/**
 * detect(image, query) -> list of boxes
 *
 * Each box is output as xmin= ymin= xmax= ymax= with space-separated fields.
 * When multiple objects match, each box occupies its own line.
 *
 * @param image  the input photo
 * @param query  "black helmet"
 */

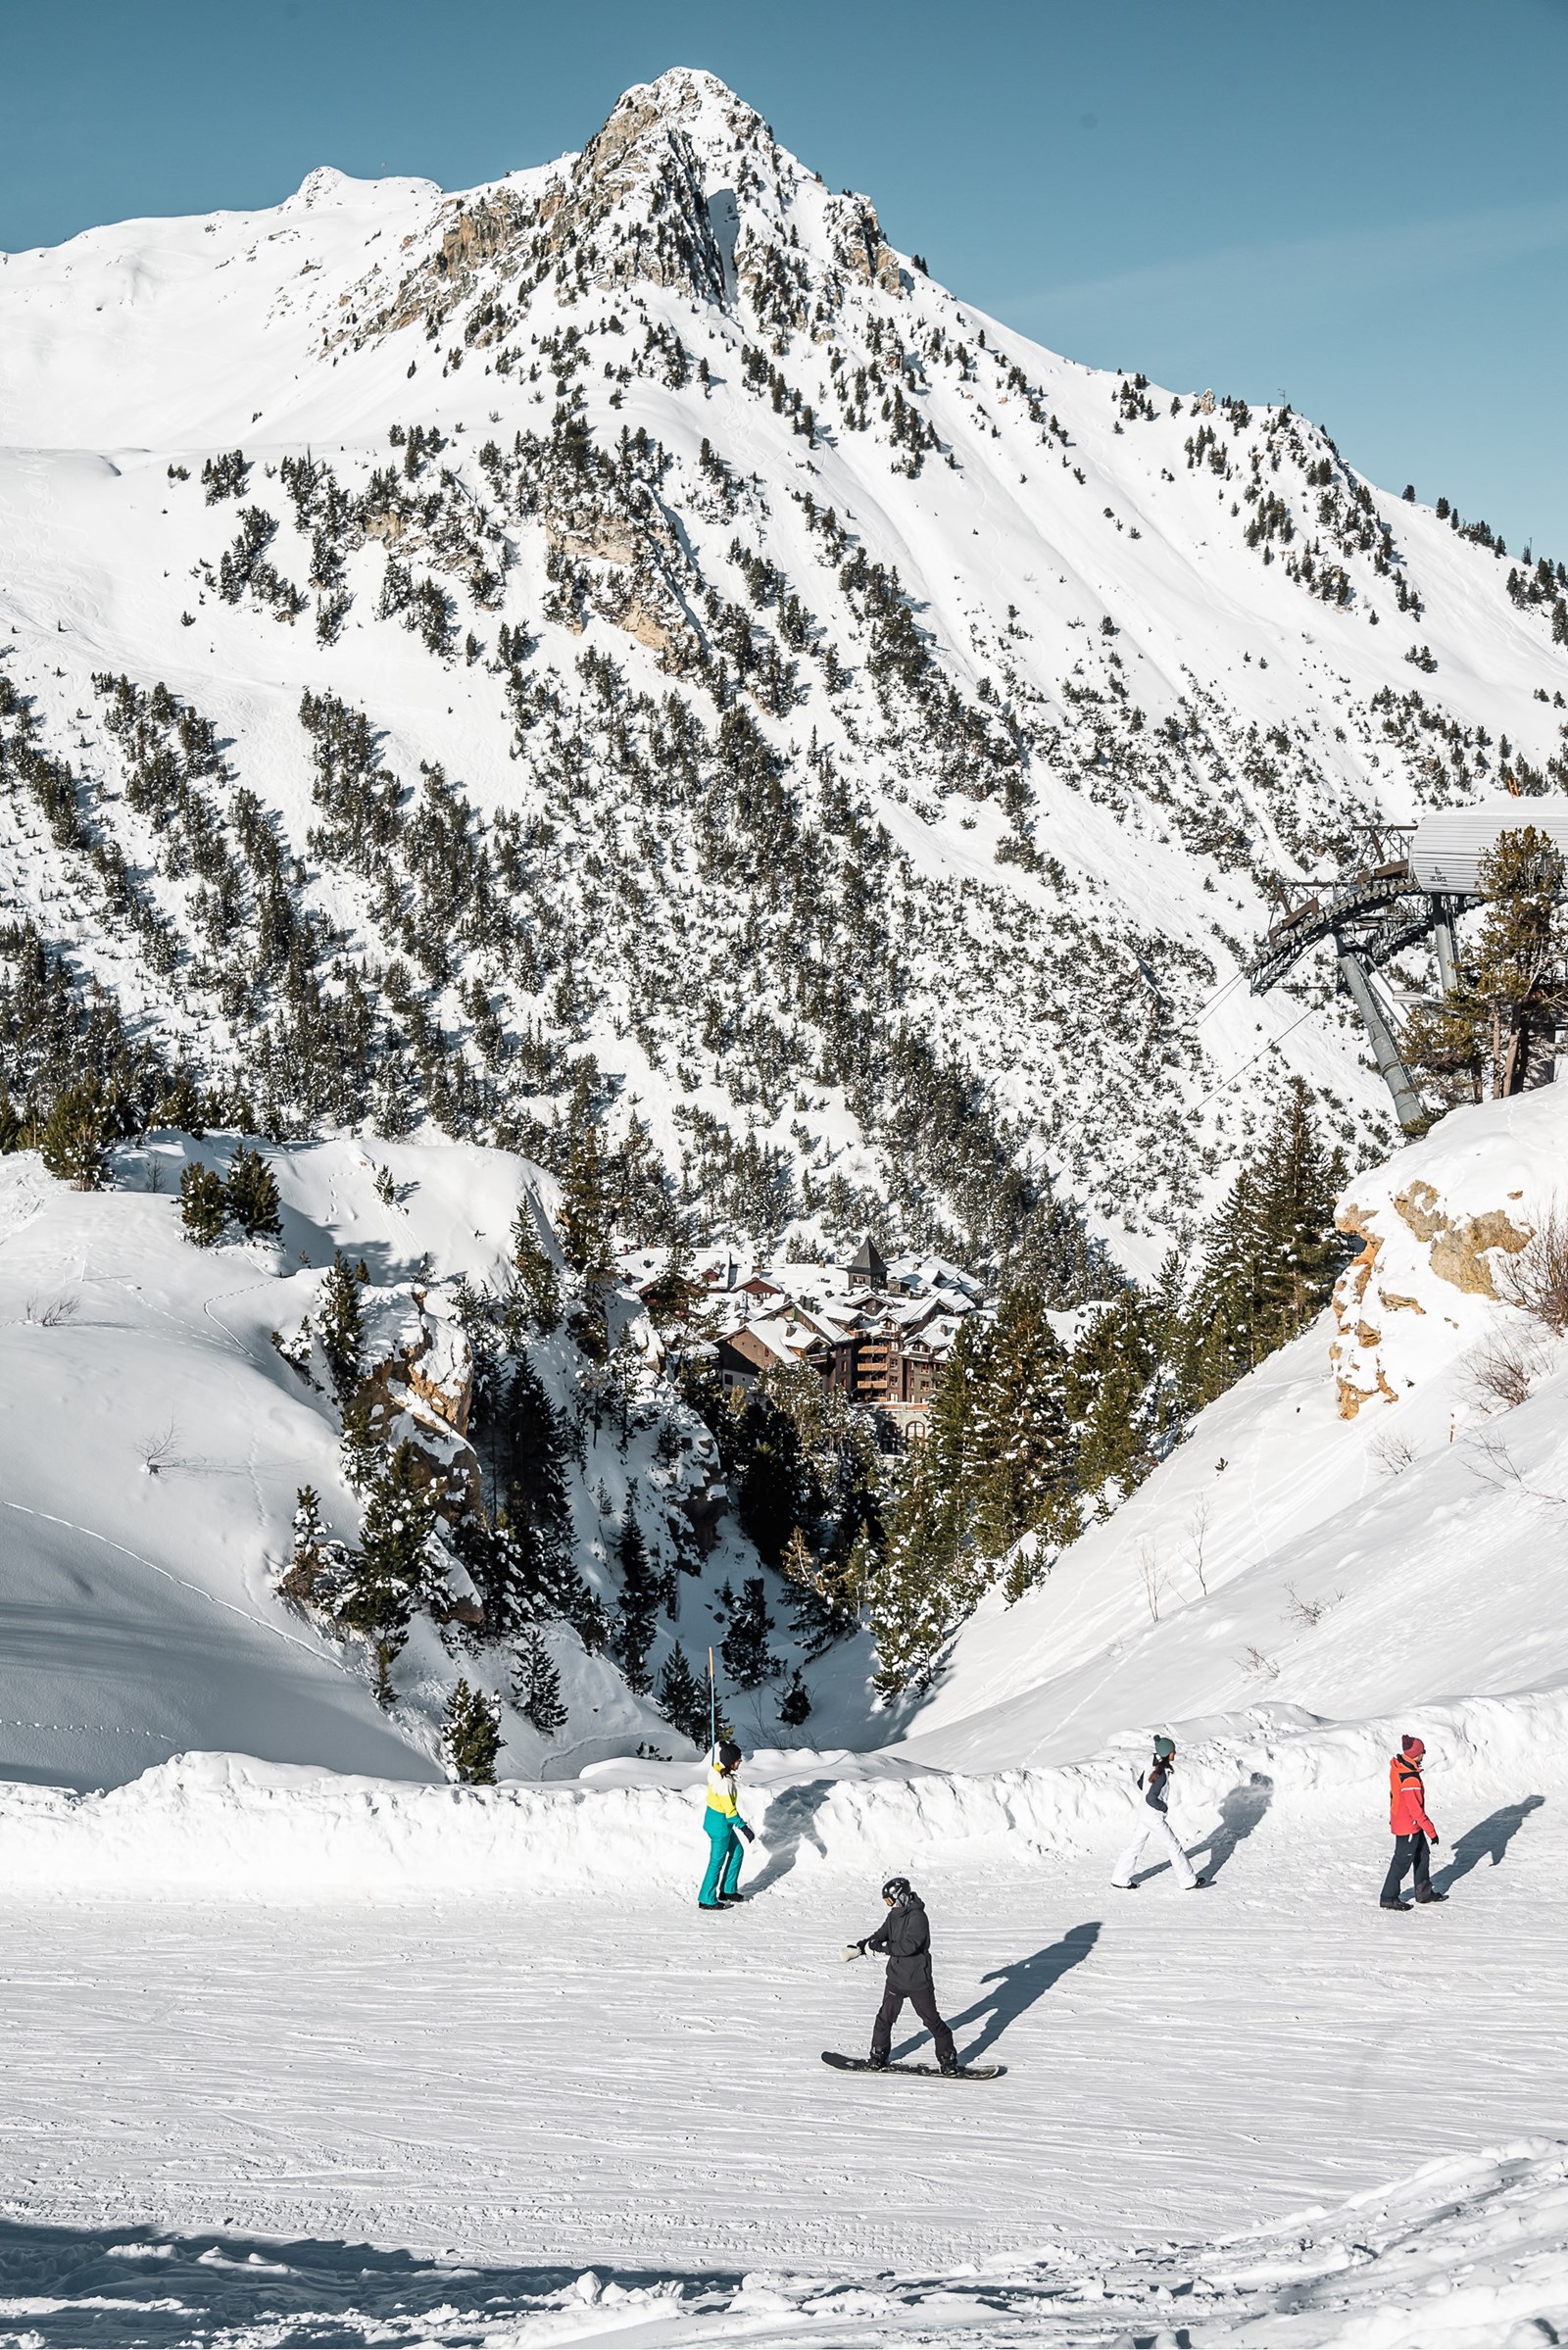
xmin=881 ymin=1875 xmax=912 ymax=1904
xmin=717 ymin=1739 xmax=742 ymax=1769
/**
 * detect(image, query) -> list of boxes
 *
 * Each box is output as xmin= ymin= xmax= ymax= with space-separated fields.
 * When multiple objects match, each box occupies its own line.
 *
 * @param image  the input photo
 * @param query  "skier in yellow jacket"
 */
xmin=699 ymin=1738 xmax=755 ymax=1909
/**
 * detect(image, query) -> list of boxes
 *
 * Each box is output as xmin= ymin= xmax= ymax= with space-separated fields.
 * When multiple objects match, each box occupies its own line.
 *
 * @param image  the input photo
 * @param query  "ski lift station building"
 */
xmin=1407 ymin=800 xmax=1568 ymax=895
xmin=1250 ymin=798 xmax=1568 ymax=1133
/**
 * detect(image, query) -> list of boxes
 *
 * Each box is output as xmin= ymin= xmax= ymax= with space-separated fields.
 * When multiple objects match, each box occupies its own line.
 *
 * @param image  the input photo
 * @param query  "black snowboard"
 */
xmin=821 ymin=2050 xmax=1005 ymax=2080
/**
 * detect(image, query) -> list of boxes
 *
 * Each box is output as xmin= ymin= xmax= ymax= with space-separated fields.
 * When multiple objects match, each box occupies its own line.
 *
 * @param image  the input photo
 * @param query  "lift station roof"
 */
xmin=1407 ymin=800 xmax=1568 ymax=896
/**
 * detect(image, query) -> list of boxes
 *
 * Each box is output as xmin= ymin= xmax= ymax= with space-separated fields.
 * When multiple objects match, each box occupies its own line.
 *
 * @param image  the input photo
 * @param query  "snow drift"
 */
xmin=8 ymin=1683 xmax=1563 ymax=1901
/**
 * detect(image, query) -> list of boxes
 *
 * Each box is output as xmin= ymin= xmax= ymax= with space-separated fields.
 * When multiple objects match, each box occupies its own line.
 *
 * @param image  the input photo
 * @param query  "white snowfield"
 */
xmin=0 ymin=1726 xmax=1563 ymax=2345
xmin=3 ymin=1061 xmax=1568 ymax=2339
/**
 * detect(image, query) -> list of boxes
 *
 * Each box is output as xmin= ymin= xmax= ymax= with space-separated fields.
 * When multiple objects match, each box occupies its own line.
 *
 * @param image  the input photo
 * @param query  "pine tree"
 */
xmin=513 ymin=1628 xmax=567 ymax=1735
xmin=340 ymin=1390 xmax=380 ymax=1493
xmin=317 ymin=1251 xmax=367 ymax=1408
xmin=1407 ymin=828 xmax=1568 ymax=1103
xmin=870 ymin=1449 xmax=956 ymax=1697
xmin=556 ymin=1110 xmax=616 ymax=1278
xmin=38 ymin=1082 xmax=111 ymax=1190
xmin=1064 ymin=1289 xmax=1162 ymax=1513
xmin=178 ymin=1161 xmax=227 ymax=1246
xmin=279 ymin=1484 xmax=336 ymax=1607
xmin=720 ymin=1575 xmax=779 ymax=1690
xmin=1185 ymin=1079 xmax=1348 ymax=1389
xmin=224 ymin=1145 xmax=281 ymax=1239
xmin=1251 ymin=1078 xmax=1349 ymax=1341
xmin=970 ymin=1284 xmax=1076 ymax=1557
xmin=736 ymin=1405 xmax=803 ymax=1568
xmin=655 ymin=1640 xmax=709 ymax=1745
xmin=339 ymin=1439 xmax=436 ymax=1653
xmin=511 ymin=1199 xmax=563 ymax=1333
xmin=479 ymin=1355 xmax=576 ymax=1634
xmin=443 ymin=1678 xmax=503 ymax=1783
xmin=613 ymin=1506 xmax=660 ymax=1693
xmin=778 ymin=1664 xmax=812 ymax=1726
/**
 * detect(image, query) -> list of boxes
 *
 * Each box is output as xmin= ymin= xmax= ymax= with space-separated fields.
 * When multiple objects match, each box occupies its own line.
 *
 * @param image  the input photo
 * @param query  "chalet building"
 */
xmin=619 ymin=1232 xmax=989 ymax=1445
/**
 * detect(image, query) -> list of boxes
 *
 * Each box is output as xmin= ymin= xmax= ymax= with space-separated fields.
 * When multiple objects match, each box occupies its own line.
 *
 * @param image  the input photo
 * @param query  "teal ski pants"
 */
xmin=700 ymin=1811 xmax=744 ymax=1904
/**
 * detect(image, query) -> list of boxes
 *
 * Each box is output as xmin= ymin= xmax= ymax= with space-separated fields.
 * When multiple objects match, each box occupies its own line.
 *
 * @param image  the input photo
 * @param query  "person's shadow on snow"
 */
xmin=899 ymin=1923 xmax=1102 ymax=2066
xmin=1186 ymin=1771 xmax=1274 ymax=1883
xmin=1432 ymin=1794 xmax=1544 ymax=1894
xmin=742 ymin=1780 xmax=837 ymax=1895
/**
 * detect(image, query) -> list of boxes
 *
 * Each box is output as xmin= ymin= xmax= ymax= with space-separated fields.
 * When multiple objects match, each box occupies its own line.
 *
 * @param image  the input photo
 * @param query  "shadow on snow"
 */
xmin=0 ymin=2215 xmax=742 ymax=2349
xmin=895 ymin=1921 xmax=1102 ymax=2066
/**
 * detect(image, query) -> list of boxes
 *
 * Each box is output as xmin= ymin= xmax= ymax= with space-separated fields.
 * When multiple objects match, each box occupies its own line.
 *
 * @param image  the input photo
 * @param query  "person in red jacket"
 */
xmin=1380 ymin=1734 xmax=1447 ymax=1909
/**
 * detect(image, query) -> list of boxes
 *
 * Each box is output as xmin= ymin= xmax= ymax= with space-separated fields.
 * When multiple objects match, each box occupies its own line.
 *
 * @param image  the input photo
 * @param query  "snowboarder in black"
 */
xmin=845 ymin=1877 xmax=958 ymax=2074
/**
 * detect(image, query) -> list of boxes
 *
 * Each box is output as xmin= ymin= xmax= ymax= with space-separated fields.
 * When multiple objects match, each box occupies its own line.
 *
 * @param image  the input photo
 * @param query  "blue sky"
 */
xmin=6 ymin=0 xmax=1567 ymax=553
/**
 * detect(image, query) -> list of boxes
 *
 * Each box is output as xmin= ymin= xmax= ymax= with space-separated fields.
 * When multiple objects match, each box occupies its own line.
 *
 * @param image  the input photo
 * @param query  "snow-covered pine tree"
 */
xmin=38 ymin=1081 xmax=111 ymax=1191
xmin=178 ymin=1161 xmax=227 ymax=1246
xmin=869 ymin=1450 xmax=954 ymax=1697
xmin=556 ymin=1098 xmax=616 ymax=1279
xmin=338 ymin=1440 xmax=438 ymax=1693
xmin=510 ymin=1198 xmax=563 ymax=1334
xmin=317 ymin=1251 xmax=367 ymax=1408
xmin=970 ymin=1284 xmax=1078 ymax=1559
xmin=224 ymin=1145 xmax=281 ymax=1239
xmin=720 ymin=1575 xmax=779 ymax=1690
xmin=655 ymin=1640 xmax=709 ymax=1745
xmin=279 ymin=1483 xmax=335 ymax=1607
xmin=1183 ymin=1078 xmax=1347 ymax=1391
xmin=513 ymin=1628 xmax=567 ymax=1736
xmin=443 ymin=1678 xmax=503 ymax=1783
xmin=1063 ymin=1289 xmax=1163 ymax=1517
xmin=339 ymin=1391 xmax=380 ymax=1493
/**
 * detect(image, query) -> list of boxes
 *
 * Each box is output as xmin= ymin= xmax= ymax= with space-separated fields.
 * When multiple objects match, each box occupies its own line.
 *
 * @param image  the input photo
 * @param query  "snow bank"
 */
xmin=10 ymin=1688 xmax=1565 ymax=1901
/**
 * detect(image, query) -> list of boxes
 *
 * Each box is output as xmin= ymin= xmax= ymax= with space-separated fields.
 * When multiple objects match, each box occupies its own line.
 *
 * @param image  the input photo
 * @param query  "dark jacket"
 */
xmin=864 ymin=1895 xmax=934 ymax=1990
xmin=1140 ymin=1757 xmax=1173 ymax=1813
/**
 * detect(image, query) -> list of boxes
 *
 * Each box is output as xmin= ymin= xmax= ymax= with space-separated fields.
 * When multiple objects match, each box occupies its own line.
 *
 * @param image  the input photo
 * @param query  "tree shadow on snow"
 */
xmin=896 ymin=1922 xmax=1102 ymax=2066
xmin=1432 ymin=1794 xmax=1544 ymax=1894
xmin=743 ymin=1778 xmax=838 ymax=1894
xmin=1187 ymin=1771 xmax=1274 ymax=1882
xmin=0 ymin=2215 xmax=749 ymax=2347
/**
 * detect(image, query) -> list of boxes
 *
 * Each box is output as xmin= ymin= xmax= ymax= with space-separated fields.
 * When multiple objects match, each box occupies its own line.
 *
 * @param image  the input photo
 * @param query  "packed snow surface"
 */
xmin=0 ymin=1713 xmax=1562 ymax=2343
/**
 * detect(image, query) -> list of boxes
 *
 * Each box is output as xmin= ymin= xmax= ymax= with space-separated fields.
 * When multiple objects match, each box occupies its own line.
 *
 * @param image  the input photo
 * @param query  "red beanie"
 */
xmin=1401 ymin=1735 xmax=1424 ymax=1758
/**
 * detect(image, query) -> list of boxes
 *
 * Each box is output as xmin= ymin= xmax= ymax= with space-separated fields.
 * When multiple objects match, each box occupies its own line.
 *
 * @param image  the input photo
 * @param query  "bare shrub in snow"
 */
xmin=1239 ymin=1643 xmax=1279 ymax=1682
xmin=1285 ymin=1582 xmax=1343 ymax=1630
xmin=1136 ymin=1538 xmax=1165 ymax=1623
xmin=1371 ymin=1428 xmax=1418 ymax=1477
xmin=1495 ymin=1203 xmax=1568 ymax=1336
xmin=24 ymin=1294 xmax=77 ymax=1328
xmin=1186 ymin=1498 xmax=1212 ymax=1597
xmin=137 ymin=1420 xmax=179 ymax=1476
xmin=1465 ymin=1328 xmax=1548 ymax=1413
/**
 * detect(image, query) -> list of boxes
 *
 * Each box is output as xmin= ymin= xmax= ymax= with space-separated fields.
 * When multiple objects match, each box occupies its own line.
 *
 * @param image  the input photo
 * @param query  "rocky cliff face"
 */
xmin=1330 ymin=1095 xmax=1554 ymax=1417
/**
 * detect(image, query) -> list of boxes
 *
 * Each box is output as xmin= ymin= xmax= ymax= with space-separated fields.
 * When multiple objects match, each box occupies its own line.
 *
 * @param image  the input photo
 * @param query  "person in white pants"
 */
xmin=1113 ymin=1734 xmax=1208 ymax=1889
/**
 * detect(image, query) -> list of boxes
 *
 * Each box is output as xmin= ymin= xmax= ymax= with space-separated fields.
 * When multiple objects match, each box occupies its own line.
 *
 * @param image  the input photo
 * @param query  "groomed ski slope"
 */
xmin=0 ymin=1715 xmax=1563 ymax=2345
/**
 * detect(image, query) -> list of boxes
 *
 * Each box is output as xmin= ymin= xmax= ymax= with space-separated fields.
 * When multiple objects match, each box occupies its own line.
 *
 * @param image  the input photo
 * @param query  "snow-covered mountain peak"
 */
xmin=279 ymin=164 xmax=440 ymax=216
xmin=1 ymin=66 xmax=1565 ymax=1294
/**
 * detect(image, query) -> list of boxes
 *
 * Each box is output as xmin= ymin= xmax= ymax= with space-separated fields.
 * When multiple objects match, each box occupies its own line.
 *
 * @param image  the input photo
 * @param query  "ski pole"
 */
xmin=708 ymin=1644 xmax=716 ymax=1756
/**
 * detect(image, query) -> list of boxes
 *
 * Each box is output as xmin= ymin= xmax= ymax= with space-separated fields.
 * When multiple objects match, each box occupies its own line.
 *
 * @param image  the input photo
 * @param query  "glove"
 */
xmin=841 ymin=1941 xmax=865 ymax=1962
xmin=737 ymin=1819 xmax=756 ymax=1843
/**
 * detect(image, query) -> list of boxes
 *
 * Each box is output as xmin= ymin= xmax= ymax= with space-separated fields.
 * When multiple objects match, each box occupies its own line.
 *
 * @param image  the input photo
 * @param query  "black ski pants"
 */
xmin=872 ymin=1972 xmax=956 ymax=2067
xmin=1381 ymin=1831 xmax=1432 ymax=1904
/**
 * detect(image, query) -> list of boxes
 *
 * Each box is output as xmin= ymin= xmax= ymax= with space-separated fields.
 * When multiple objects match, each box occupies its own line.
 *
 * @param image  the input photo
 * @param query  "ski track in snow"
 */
xmin=0 ymin=1805 xmax=1564 ymax=2342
